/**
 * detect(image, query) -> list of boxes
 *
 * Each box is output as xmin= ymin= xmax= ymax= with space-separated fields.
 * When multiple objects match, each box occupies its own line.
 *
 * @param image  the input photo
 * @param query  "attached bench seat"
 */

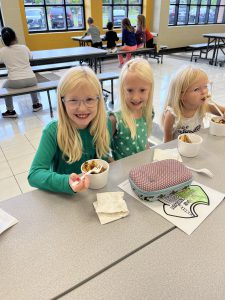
xmin=188 ymin=42 xmax=225 ymax=62
xmin=0 ymin=61 xmax=80 ymax=78
xmin=0 ymin=81 xmax=58 ymax=118
xmin=103 ymin=44 xmax=168 ymax=64
xmin=0 ymin=72 xmax=119 ymax=118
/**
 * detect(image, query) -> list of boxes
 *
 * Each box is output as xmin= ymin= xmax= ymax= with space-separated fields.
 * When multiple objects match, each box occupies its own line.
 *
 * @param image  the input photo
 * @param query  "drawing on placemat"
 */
xmin=119 ymin=180 xmax=225 ymax=235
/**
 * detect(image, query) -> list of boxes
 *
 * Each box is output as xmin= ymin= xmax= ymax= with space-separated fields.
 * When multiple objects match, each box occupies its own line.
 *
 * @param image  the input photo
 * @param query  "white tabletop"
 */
xmin=71 ymin=32 xmax=158 ymax=42
xmin=65 ymin=201 xmax=225 ymax=300
xmin=61 ymin=129 xmax=225 ymax=299
xmin=203 ymin=33 xmax=225 ymax=39
xmin=0 ymin=148 xmax=173 ymax=300
xmin=32 ymin=46 xmax=106 ymax=59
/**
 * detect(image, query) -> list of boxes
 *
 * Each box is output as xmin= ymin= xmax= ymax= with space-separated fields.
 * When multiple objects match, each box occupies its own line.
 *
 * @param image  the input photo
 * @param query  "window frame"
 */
xmin=169 ymin=0 xmax=225 ymax=26
xmin=24 ymin=0 xmax=86 ymax=34
xmin=102 ymin=0 xmax=143 ymax=29
xmin=0 ymin=9 xmax=3 ymax=31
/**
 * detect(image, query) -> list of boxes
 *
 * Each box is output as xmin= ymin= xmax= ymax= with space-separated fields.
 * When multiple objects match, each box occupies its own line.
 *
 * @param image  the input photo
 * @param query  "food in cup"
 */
xmin=179 ymin=134 xmax=192 ymax=143
xmin=82 ymin=160 xmax=106 ymax=174
xmin=211 ymin=118 xmax=225 ymax=124
xmin=81 ymin=159 xmax=109 ymax=189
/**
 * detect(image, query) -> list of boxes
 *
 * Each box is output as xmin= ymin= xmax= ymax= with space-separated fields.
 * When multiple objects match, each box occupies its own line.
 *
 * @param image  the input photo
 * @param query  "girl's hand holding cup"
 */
xmin=69 ymin=173 xmax=90 ymax=192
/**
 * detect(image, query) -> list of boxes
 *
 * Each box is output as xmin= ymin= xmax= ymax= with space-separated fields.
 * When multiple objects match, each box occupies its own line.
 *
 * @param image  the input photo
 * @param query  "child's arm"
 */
xmin=163 ymin=110 xmax=175 ymax=142
xmin=109 ymin=113 xmax=117 ymax=135
xmin=208 ymin=103 xmax=225 ymax=119
xmin=28 ymin=123 xmax=86 ymax=195
xmin=82 ymin=28 xmax=90 ymax=38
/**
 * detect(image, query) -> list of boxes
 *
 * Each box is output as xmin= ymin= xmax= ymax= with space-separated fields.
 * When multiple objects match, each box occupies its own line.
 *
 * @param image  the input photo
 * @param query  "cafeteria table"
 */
xmin=0 ymin=148 xmax=174 ymax=300
xmin=1 ymin=129 xmax=224 ymax=299
xmin=0 ymin=47 xmax=107 ymax=73
xmin=61 ymin=129 xmax=225 ymax=299
xmin=71 ymin=32 xmax=158 ymax=47
xmin=203 ymin=33 xmax=225 ymax=66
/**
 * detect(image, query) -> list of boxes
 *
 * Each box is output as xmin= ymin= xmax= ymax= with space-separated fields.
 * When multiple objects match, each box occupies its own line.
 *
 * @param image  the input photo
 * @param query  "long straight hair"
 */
xmin=137 ymin=14 xmax=146 ymax=31
xmin=119 ymin=58 xmax=154 ymax=139
xmin=57 ymin=66 xmax=110 ymax=163
xmin=161 ymin=65 xmax=209 ymax=127
xmin=122 ymin=18 xmax=134 ymax=32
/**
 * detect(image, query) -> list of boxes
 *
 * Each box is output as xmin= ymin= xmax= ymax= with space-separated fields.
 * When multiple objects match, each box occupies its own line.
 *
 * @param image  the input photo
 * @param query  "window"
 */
xmin=169 ymin=0 xmax=225 ymax=26
xmin=24 ymin=0 xmax=85 ymax=33
xmin=0 ymin=9 xmax=3 ymax=31
xmin=102 ymin=0 xmax=143 ymax=28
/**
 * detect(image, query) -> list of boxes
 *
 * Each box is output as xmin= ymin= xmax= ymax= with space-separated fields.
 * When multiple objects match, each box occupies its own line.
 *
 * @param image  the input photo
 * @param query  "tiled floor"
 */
xmin=0 ymin=52 xmax=224 ymax=202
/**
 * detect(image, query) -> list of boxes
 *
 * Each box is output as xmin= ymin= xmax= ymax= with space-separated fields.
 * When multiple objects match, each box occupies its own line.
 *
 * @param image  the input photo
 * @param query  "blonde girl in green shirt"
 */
xmin=28 ymin=66 xmax=111 ymax=194
xmin=109 ymin=58 xmax=154 ymax=160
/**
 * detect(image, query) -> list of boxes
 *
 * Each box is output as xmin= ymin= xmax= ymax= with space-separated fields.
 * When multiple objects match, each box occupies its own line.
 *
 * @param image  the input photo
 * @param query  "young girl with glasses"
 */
xmin=109 ymin=58 xmax=154 ymax=160
xmin=28 ymin=66 xmax=111 ymax=194
xmin=161 ymin=65 xmax=225 ymax=142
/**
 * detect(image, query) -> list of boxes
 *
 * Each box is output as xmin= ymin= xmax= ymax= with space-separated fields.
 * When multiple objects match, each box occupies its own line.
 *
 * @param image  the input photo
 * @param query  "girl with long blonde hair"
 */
xmin=28 ymin=66 xmax=111 ymax=194
xmin=162 ymin=65 xmax=225 ymax=142
xmin=109 ymin=58 xmax=154 ymax=160
xmin=135 ymin=14 xmax=146 ymax=48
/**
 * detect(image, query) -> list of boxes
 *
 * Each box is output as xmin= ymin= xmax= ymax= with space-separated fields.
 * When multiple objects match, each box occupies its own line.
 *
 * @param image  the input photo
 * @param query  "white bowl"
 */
xmin=209 ymin=116 xmax=225 ymax=136
xmin=81 ymin=159 xmax=109 ymax=189
xmin=178 ymin=133 xmax=203 ymax=158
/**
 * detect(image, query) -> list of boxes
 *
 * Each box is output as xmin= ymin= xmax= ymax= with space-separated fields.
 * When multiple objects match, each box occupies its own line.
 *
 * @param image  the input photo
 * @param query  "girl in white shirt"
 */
xmin=161 ymin=65 xmax=225 ymax=142
xmin=0 ymin=27 xmax=42 ymax=118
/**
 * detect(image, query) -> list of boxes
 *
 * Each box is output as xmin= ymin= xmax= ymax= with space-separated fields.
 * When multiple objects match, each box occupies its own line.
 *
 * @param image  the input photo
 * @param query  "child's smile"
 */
xmin=63 ymin=83 xmax=98 ymax=129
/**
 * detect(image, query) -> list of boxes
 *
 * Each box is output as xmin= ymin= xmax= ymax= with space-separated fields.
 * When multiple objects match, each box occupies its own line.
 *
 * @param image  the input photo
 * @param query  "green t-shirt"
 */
xmin=28 ymin=120 xmax=112 ymax=195
xmin=111 ymin=111 xmax=148 ymax=160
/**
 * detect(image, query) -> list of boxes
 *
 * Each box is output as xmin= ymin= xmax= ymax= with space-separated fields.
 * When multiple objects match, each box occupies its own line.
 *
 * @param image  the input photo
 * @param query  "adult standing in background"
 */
xmin=0 ymin=27 xmax=42 ymax=118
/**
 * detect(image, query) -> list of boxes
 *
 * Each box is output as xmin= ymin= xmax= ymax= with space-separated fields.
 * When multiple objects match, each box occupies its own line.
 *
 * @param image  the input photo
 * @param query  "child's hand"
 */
xmin=69 ymin=173 xmax=90 ymax=193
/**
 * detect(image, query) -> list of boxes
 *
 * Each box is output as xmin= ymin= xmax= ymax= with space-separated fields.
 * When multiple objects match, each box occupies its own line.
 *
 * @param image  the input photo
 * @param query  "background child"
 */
xmin=102 ymin=21 xmax=119 ymax=53
xmin=135 ymin=14 xmax=146 ymax=48
xmin=109 ymin=58 xmax=154 ymax=160
xmin=161 ymin=65 xmax=225 ymax=142
xmin=0 ymin=27 xmax=42 ymax=118
xmin=28 ymin=66 xmax=111 ymax=194
xmin=118 ymin=18 xmax=137 ymax=67
xmin=82 ymin=17 xmax=102 ymax=48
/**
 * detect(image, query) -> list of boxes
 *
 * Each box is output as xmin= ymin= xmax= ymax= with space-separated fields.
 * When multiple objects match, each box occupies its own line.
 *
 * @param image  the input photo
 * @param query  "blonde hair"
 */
xmin=57 ymin=66 xmax=110 ymax=163
xmin=161 ymin=65 xmax=209 ymax=128
xmin=119 ymin=58 xmax=154 ymax=139
xmin=137 ymin=14 xmax=146 ymax=31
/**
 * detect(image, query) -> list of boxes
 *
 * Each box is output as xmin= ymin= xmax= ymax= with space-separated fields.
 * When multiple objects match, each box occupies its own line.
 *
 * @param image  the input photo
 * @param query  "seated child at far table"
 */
xmin=161 ymin=65 xmax=225 ymax=142
xmin=118 ymin=18 xmax=137 ymax=67
xmin=82 ymin=17 xmax=102 ymax=48
xmin=28 ymin=66 xmax=112 ymax=194
xmin=109 ymin=57 xmax=154 ymax=160
xmin=102 ymin=21 xmax=119 ymax=53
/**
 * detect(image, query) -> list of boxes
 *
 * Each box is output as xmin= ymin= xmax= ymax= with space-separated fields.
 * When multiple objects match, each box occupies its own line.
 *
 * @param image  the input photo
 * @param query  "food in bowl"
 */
xmin=82 ymin=160 xmax=106 ymax=174
xmin=178 ymin=133 xmax=203 ymax=158
xmin=211 ymin=118 xmax=225 ymax=124
xmin=209 ymin=117 xmax=225 ymax=136
xmin=81 ymin=159 xmax=110 ymax=189
xmin=179 ymin=134 xmax=192 ymax=143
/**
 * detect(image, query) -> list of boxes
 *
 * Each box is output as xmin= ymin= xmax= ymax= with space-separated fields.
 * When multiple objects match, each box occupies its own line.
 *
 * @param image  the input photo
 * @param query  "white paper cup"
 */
xmin=178 ymin=133 xmax=203 ymax=158
xmin=81 ymin=159 xmax=109 ymax=189
xmin=209 ymin=117 xmax=225 ymax=136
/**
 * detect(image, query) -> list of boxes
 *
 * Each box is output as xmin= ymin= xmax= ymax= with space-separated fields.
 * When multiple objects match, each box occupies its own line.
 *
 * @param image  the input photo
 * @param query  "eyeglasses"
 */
xmin=62 ymin=96 xmax=99 ymax=108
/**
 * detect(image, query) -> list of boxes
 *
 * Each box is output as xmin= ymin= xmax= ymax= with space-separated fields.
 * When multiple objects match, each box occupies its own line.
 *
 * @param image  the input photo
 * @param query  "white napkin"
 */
xmin=153 ymin=148 xmax=182 ymax=162
xmin=0 ymin=209 xmax=18 ymax=235
xmin=93 ymin=192 xmax=129 ymax=225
